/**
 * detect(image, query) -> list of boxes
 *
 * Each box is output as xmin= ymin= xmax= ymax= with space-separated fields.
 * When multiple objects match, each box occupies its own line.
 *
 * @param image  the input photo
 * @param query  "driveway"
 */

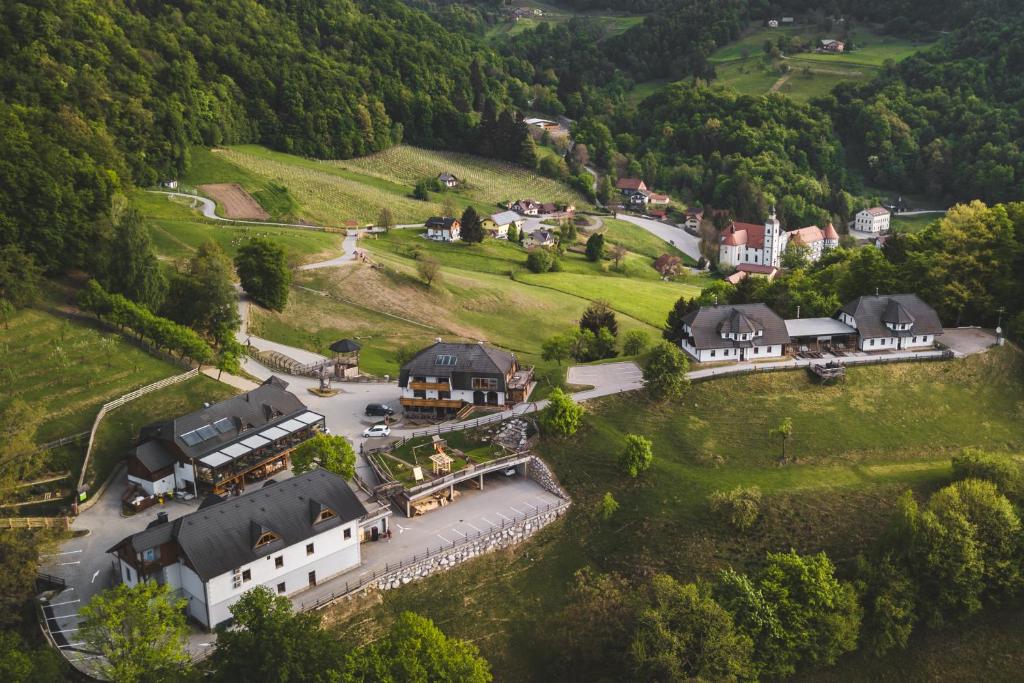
xmin=614 ymin=213 xmax=702 ymax=262
xmin=567 ymin=361 xmax=644 ymax=400
xmin=937 ymin=327 xmax=997 ymax=356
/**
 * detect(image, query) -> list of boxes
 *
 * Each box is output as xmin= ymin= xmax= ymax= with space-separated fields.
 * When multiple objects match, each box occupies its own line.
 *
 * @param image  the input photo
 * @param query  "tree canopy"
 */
xmin=235 ymin=238 xmax=292 ymax=312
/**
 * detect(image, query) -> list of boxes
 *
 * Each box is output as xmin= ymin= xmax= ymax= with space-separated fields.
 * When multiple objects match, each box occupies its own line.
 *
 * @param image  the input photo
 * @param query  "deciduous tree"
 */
xmin=541 ymin=388 xmax=584 ymax=436
xmin=416 ymin=257 xmax=441 ymax=286
xmin=643 ymin=341 xmax=689 ymax=401
xmin=542 ymin=333 xmax=572 ymax=365
xmin=234 ymin=238 xmax=291 ymax=311
xmin=291 ymin=433 xmax=356 ymax=479
xmin=620 ymin=434 xmax=653 ymax=477
xmin=622 ymin=329 xmax=649 ymax=356
xmin=600 ymin=492 xmax=620 ymax=520
xmin=377 ymin=207 xmax=395 ymax=232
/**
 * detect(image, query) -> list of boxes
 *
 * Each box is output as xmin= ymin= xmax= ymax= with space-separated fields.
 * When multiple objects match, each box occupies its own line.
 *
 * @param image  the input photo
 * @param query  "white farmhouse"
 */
xmin=679 ymin=304 xmax=791 ymax=362
xmin=108 ymin=470 xmax=376 ymax=629
xmin=425 ymin=216 xmax=461 ymax=242
xmin=836 ymin=294 xmax=942 ymax=351
xmin=854 ymin=207 xmax=890 ymax=233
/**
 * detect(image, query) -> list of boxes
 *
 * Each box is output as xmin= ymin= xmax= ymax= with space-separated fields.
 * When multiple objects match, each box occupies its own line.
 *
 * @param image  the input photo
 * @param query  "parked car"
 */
xmin=365 ymin=403 xmax=395 ymax=417
xmin=504 ymin=467 xmax=517 ymax=477
xmin=362 ymin=424 xmax=391 ymax=438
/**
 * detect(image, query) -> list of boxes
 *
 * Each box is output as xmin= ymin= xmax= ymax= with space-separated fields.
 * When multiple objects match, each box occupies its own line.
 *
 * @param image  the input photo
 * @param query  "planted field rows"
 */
xmin=339 ymin=145 xmax=589 ymax=207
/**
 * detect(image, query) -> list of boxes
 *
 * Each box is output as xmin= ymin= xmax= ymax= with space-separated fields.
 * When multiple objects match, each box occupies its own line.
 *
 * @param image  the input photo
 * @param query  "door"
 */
xmin=308 ymin=571 xmax=317 ymax=587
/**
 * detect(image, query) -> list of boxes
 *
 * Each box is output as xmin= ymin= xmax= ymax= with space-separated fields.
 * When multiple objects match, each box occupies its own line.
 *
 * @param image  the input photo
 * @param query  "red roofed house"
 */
xmin=718 ymin=209 xmax=838 ymax=270
xmin=615 ymin=178 xmax=647 ymax=193
xmin=648 ymin=193 xmax=671 ymax=207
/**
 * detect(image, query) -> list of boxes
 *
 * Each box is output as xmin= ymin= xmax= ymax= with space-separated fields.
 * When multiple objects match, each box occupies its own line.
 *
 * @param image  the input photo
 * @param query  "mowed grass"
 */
xmin=709 ymin=23 xmax=933 ymax=66
xmin=132 ymin=191 xmax=342 ymax=267
xmin=891 ymin=212 xmax=942 ymax=233
xmin=90 ymin=375 xmax=237 ymax=485
xmin=1 ymin=297 xmax=183 ymax=449
xmin=327 ymin=346 xmax=1024 ymax=680
xmin=713 ymin=58 xmax=873 ymax=102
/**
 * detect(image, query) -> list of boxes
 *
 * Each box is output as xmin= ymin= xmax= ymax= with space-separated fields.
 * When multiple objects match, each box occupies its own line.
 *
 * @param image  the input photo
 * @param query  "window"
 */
xmin=314 ymin=507 xmax=336 ymax=524
xmin=255 ymin=530 xmax=280 ymax=548
xmin=753 ymin=346 xmax=759 ymax=354
xmin=275 ymin=556 xmax=284 ymax=569
xmin=710 ymin=350 xmax=716 ymax=357
xmin=912 ymin=336 xmax=917 ymax=343
xmin=869 ymin=339 xmax=875 ymax=347
xmin=126 ymin=567 xmax=133 ymax=582
xmin=344 ymin=528 xmax=352 ymax=540
xmin=242 ymin=569 xmax=251 ymax=582
xmin=277 ymin=582 xmax=286 ymax=594
xmin=471 ymin=377 xmax=499 ymax=391
xmin=306 ymin=543 xmax=315 ymax=556
xmin=142 ymin=548 xmax=156 ymax=562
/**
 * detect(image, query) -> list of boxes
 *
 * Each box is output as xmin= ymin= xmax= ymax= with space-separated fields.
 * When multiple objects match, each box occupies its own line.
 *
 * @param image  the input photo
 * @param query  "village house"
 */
xmin=425 ymin=216 xmax=461 ymax=242
xmin=529 ymin=229 xmax=557 ymax=247
xmin=648 ymin=193 xmax=671 ymax=207
xmin=854 ymin=206 xmax=891 ymax=233
xmin=125 ymin=377 xmax=325 ymax=498
xmin=437 ymin=172 xmax=458 ymax=189
xmin=683 ymin=207 xmax=704 ymax=231
xmin=398 ymin=340 xmax=535 ymax=418
xmin=718 ymin=209 xmax=838 ymax=270
xmin=523 ymin=118 xmax=560 ymax=131
xmin=483 ymin=210 xmax=524 ymax=238
xmin=820 ymin=39 xmax=845 ymax=53
xmin=616 ymin=178 xmax=647 ymax=194
xmin=725 ymin=263 xmax=779 ymax=285
xmin=108 ymin=470 xmax=380 ymax=630
xmin=768 ymin=18 xmax=779 ymax=28
xmin=679 ymin=303 xmax=791 ymax=362
xmin=511 ymin=199 xmax=540 ymax=216
xmin=836 ymin=294 xmax=943 ymax=351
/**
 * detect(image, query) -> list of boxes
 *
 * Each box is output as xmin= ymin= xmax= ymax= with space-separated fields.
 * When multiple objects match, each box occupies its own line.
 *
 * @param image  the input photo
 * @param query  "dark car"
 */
xmin=365 ymin=403 xmax=395 ymax=417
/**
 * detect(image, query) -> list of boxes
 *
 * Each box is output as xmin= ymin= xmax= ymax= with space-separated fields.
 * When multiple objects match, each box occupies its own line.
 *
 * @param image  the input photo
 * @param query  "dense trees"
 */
xmin=164 ymin=241 xmax=240 ymax=343
xmin=99 ymin=209 xmax=167 ymax=312
xmin=0 ymin=244 xmax=42 ymax=309
xmin=234 ymin=238 xmax=292 ymax=312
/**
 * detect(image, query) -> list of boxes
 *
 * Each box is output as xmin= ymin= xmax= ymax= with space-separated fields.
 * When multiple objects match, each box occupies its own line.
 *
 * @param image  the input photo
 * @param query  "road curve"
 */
xmin=614 ymin=213 xmax=703 ymax=262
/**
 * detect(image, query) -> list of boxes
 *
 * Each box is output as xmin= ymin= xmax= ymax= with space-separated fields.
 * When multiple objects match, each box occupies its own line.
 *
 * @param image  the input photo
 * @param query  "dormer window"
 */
xmin=255 ymin=530 xmax=280 ymax=548
xmin=310 ymin=499 xmax=337 ymax=524
xmin=315 ymin=508 xmax=336 ymax=524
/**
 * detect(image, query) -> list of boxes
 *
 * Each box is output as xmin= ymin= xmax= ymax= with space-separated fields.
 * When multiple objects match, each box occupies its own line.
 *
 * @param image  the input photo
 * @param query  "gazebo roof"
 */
xmin=429 ymin=452 xmax=453 ymax=466
xmin=329 ymin=339 xmax=362 ymax=353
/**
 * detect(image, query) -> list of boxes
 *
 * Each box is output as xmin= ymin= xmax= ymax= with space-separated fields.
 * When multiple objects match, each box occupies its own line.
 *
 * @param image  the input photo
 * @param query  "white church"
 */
xmin=718 ymin=209 xmax=839 ymax=270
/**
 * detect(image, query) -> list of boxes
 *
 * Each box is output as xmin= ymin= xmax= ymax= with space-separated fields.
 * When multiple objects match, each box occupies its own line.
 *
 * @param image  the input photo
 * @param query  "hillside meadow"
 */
xmin=326 ymin=345 xmax=1024 ymax=681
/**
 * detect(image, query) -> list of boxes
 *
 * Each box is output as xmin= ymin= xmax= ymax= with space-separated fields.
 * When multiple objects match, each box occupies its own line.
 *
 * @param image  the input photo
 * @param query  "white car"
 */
xmin=362 ymin=424 xmax=391 ymax=438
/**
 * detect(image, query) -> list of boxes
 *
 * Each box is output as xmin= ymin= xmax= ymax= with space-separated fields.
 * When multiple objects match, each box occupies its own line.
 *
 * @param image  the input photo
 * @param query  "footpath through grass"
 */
xmin=327 ymin=346 xmax=1024 ymax=680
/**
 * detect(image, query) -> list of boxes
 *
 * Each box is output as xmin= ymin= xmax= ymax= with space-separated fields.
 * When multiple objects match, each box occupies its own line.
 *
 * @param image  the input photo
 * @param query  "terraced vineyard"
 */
xmin=339 ymin=145 xmax=589 ymax=207
xmin=214 ymin=148 xmax=432 ymax=224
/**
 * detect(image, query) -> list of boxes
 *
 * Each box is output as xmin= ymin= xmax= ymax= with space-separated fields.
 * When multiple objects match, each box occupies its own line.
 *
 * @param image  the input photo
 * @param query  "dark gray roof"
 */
xmin=329 ymin=339 xmax=361 ymax=353
xmin=141 ymin=377 xmax=306 ymax=460
xmin=133 ymin=441 xmax=176 ymax=473
xmin=400 ymin=341 xmax=514 ymax=380
xmin=682 ymin=304 xmax=791 ymax=350
xmin=111 ymin=470 xmax=367 ymax=581
xmin=426 ymin=216 xmax=458 ymax=229
xmin=840 ymin=294 xmax=942 ymax=338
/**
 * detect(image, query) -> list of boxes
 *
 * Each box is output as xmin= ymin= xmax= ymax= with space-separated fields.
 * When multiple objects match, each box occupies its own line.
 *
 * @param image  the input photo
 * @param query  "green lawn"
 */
xmin=133 ymin=191 xmax=341 ymax=267
xmin=89 ymin=375 xmax=238 ymax=486
xmin=327 ymin=346 xmax=1024 ymax=680
xmin=485 ymin=1 xmax=644 ymax=42
xmin=891 ymin=213 xmax=941 ymax=234
xmin=710 ymin=23 xmax=934 ymax=66
xmin=713 ymin=57 xmax=875 ymax=102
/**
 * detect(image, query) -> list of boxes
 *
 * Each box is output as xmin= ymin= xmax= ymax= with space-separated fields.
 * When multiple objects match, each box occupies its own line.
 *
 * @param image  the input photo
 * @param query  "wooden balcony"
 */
xmin=408 ymin=381 xmax=452 ymax=391
xmin=399 ymin=397 xmax=464 ymax=409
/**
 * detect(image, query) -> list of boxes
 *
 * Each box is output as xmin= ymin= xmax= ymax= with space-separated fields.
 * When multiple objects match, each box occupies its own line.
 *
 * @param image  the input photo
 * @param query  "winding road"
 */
xmin=614 ymin=213 xmax=703 ymax=262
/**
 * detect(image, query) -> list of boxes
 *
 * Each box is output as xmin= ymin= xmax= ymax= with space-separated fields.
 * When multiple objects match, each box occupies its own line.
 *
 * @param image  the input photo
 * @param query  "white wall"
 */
xmin=180 ymin=565 xmax=209 ymax=626
xmin=856 ymin=212 xmax=890 ymax=233
xmin=128 ymin=473 xmax=175 ymax=496
xmin=860 ymin=336 xmax=897 ymax=351
xmin=681 ymin=340 xmax=782 ymax=362
xmin=203 ymin=521 xmax=361 ymax=628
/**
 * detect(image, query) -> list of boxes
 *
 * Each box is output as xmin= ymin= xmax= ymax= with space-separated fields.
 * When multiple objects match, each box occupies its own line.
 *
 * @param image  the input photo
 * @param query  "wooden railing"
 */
xmin=0 ymin=516 xmax=71 ymax=530
xmin=399 ymin=397 xmax=463 ymax=409
xmin=408 ymin=381 xmax=451 ymax=391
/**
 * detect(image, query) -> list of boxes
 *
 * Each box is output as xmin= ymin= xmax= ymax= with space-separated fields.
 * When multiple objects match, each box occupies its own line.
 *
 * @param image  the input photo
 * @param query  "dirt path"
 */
xmin=769 ymin=73 xmax=792 ymax=92
xmin=198 ymin=183 xmax=270 ymax=220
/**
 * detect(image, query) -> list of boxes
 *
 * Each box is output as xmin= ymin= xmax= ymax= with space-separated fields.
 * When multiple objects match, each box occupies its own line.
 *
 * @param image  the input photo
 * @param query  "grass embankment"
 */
xmin=89 ymin=376 xmax=237 ymax=485
xmin=133 ymin=191 xmax=341 ymax=268
xmin=327 ymin=346 xmax=1024 ymax=680
xmin=250 ymin=224 xmax=707 ymax=384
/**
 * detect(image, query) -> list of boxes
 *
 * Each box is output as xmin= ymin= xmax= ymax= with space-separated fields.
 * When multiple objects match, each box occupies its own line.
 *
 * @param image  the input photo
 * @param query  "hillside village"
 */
xmin=3 ymin=1 xmax=1024 ymax=681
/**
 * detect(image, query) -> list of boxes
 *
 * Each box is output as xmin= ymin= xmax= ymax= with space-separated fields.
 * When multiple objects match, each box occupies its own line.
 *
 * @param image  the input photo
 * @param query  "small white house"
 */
xmin=768 ymin=19 xmax=779 ymax=28
xmin=108 ymin=470 xmax=374 ymax=629
xmin=512 ymin=199 xmax=540 ymax=216
xmin=162 ymin=180 xmax=179 ymax=190
xmin=425 ymin=217 xmax=461 ymax=242
xmin=837 ymin=294 xmax=942 ymax=351
xmin=679 ymin=304 xmax=791 ymax=362
xmin=437 ymin=173 xmax=458 ymax=189
xmin=855 ymin=207 xmax=891 ymax=233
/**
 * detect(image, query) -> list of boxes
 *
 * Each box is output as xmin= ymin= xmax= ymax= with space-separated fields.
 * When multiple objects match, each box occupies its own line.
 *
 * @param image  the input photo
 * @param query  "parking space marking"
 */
xmin=481 ymin=517 xmax=495 ymax=526
xmin=465 ymin=522 xmax=482 ymax=532
xmin=523 ymin=501 xmax=538 ymax=511
xmin=437 ymin=533 xmax=452 ymax=543
xmin=509 ymin=506 xmax=524 ymax=515
xmin=496 ymin=512 xmax=512 ymax=521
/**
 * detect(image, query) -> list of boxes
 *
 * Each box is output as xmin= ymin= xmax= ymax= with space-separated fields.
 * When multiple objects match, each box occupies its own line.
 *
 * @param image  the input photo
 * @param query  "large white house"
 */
xmin=719 ymin=209 xmax=838 ymax=270
xmin=679 ymin=304 xmax=791 ymax=362
xmin=125 ymin=377 xmax=325 ymax=498
xmin=854 ymin=207 xmax=890 ymax=233
xmin=483 ymin=210 xmax=524 ymax=238
xmin=398 ymin=341 xmax=534 ymax=418
xmin=109 ymin=470 xmax=371 ymax=629
xmin=837 ymin=294 xmax=942 ymax=351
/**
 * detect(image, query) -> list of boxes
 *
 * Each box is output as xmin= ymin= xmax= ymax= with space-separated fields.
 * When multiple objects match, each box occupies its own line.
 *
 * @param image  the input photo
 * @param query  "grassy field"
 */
xmin=707 ymin=23 xmax=936 ymax=102
xmin=133 ymin=191 xmax=341 ymax=267
xmin=891 ymin=213 xmax=942 ymax=233
xmin=485 ymin=0 xmax=644 ymax=41
xmin=89 ymin=375 xmax=237 ymax=485
xmin=327 ymin=346 xmax=1024 ymax=680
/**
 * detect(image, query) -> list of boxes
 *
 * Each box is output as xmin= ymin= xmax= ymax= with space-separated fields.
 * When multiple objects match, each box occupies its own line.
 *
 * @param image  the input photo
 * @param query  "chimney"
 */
xmin=157 ymin=511 xmax=168 ymax=525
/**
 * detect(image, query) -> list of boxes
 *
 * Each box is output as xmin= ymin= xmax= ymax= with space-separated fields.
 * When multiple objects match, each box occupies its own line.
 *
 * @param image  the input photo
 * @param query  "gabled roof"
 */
xmin=141 ymin=377 xmax=306 ymax=461
xmin=426 ymin=216 xmax=459 ymax=230
xmin=133 ymin=440 xmax=177 ymax=473
xmin=400 ymin=341 xmax=515 ymax=379
xmin=110 ymin=471 xmax=367 ymax=581
xmin=839 ymin=294 xmax=943 ymax=338
xmin=438 ymin=172 xmax=457 ymax=182
xmin=615 ymin=178 xmax=646 ymax=191
xmin=532 ymin=230 xmax=556 ymax=243
xmin=721 ymin=221 xmax=765 ymax=249
xmin=787 ymin=225 xmax=826 ymax=245
xmin=860 ymin=206 xmax=889 ymax=217
xmin=490 ymin=210 xmax=521 ymax=226
xmin=681 ymin=304 xmax=790 ymax=350
xmin=736 ymin=263 xmax=778 ymax=276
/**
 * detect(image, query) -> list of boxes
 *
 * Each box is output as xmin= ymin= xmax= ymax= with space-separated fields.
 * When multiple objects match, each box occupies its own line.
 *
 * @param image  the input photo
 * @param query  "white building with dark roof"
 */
xmin=398 ymin=341 xmax=534 ymax=417
xmin=109 ymin=470 xmax=373 ymax=629
xmin=125 ymin=377 xmax=325 ymax=498
xmin=837 ymin=294 xmax=943 ymax=351
xmin=679 ymin=304 xmax=791 ymax=362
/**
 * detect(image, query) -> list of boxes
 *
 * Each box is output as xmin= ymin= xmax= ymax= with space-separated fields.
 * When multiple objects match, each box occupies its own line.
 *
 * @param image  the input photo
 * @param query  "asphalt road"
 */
xmin=614 ymin=213 xmax=703 ymax=262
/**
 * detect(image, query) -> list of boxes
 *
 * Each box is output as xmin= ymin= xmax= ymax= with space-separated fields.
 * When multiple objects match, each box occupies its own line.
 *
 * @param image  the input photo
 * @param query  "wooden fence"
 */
xmin=0 ymin=516 xmax=71 ymax=531
xmin=74 ymin=369 xmax=199 ymax=501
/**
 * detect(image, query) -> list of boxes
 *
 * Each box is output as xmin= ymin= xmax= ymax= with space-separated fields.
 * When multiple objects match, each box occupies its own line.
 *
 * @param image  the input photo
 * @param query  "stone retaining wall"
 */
xmin=526 ymin=455 xmax=569 ymax=498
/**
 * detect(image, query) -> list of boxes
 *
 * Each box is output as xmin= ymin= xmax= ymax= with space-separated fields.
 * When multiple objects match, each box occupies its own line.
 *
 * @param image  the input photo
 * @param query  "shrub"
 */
xmin=622 ymin=329 xmax=649 ymax=356
xmin=620 ymin=434 xmax=653 ymax=477
xmin=951 ymin=448 xmax=1023 ymax=500
xmin=526 ymin=248 xmax=555 ymax=273
xmin=542 ymin=388 xmax=584 ymax=436
xmin=708 ymin=486 xmax=762 ymax=531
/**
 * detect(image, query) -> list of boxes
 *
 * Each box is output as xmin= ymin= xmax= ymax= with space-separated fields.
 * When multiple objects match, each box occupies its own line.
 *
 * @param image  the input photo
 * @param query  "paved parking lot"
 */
xmin=567 ymin=361 xmax=643 ymax=400
xmin=938 ymin=327 xmax=997 ymax=356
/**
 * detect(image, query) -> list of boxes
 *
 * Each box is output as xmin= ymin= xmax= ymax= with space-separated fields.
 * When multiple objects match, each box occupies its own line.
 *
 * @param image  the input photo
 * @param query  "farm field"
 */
xmin=197 ymin=183 xmax=269 ymax=220
xmin=714 ymin=59 xmax=868 ymax=102
xmin=131 ymin=191 xmax=341 ymax=267
xmin=485 ymin=0 xmax=644 ymax=41
xmin=327 ymin=345 xmax=1024 ymax=681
